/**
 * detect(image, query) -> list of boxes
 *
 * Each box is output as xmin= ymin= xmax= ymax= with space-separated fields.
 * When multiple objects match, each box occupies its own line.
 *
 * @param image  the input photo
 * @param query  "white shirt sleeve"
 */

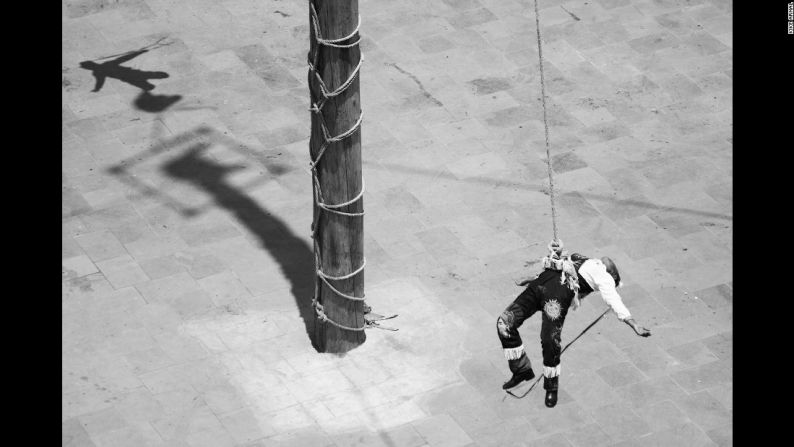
xmin=578 ymin=259 xmax=632 ymax=321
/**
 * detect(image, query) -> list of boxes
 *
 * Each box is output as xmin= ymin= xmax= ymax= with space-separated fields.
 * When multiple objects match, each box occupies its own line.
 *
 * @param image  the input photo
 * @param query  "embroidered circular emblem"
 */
xmin=544 ymin=299 xmax=562 ymax=320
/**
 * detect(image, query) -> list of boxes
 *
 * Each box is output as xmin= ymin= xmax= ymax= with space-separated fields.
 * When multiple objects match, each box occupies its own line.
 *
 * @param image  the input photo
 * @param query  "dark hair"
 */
xmin=570 ymin=253 xmax=589 ymax=270
xmin=600 ymin=257 xmax=621 ymax=287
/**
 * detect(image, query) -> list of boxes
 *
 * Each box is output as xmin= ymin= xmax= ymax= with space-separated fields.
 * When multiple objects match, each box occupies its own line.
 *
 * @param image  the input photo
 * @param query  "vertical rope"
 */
xmin=533 ymin=0 xmax=558 ymax=243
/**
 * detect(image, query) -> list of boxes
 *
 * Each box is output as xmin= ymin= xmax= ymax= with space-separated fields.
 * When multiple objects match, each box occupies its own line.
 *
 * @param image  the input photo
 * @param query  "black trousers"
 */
xmin=497 ymin=270 xmax=575 ymax=388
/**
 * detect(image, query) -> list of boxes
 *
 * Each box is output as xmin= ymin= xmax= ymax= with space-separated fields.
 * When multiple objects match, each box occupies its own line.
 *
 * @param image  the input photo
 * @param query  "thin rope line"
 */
xmin=310 ymin=3 xmax=362 ymax=47
xmin=318 ymin=179 xmax=365 ymax=210
xmin=319 ymin=275 xmax=367 ymax=301
xmin=318 ymin=258 xmax=366 ymax=281
xmin=533 ymin=0 xmax=558 ymax=243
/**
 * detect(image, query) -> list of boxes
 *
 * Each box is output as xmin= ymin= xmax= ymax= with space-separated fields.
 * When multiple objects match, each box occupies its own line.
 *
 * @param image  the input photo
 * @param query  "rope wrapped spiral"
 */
xmin=307 ymin=1 xmax=369 ymax=331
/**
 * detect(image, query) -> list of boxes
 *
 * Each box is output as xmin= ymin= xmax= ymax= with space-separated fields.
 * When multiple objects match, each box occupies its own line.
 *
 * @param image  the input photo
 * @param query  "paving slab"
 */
xmin=63 ymin=0 xmax=731 ymax=445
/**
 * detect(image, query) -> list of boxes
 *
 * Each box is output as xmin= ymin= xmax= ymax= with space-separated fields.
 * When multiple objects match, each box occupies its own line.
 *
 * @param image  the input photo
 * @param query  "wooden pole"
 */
xmin=309 ymin=0 xmax=365 ymax=353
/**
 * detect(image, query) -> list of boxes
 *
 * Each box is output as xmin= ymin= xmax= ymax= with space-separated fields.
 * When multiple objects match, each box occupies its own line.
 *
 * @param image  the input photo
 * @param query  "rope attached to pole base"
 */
xmin=307 ymin=1 xmax=396 ymax=332
xmin=307 ymin=1 xmax=366 ymax=331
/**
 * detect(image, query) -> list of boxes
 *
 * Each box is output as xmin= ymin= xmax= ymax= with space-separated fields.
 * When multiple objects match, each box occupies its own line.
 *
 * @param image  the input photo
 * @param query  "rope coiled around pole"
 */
xmin=307 ymin=1 xmax=371 ymax=331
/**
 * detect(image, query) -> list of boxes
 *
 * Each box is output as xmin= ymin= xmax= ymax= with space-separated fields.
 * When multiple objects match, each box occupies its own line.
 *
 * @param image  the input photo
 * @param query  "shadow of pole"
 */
xmin=161 ymin=144 xmax=321 ymax=351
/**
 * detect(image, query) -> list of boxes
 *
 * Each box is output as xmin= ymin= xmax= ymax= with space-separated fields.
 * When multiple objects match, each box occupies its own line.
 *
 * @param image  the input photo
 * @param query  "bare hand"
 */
xmin=624 ymin=318 xmax=651 ymax=337
xmin=634 ymin=325 xmax=651 ymax=337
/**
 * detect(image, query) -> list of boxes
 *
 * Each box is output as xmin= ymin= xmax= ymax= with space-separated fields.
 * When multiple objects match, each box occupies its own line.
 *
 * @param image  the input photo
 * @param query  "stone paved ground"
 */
xmin=62 ymin=0 xmax=732 ymax=446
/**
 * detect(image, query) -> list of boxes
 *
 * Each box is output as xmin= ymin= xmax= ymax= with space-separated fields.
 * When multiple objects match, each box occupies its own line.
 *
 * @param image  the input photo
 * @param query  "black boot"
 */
xmin=502 ymin=368 xmax=535 ymax=390
xmin=543 ymin=375 xmax=559 ymax=407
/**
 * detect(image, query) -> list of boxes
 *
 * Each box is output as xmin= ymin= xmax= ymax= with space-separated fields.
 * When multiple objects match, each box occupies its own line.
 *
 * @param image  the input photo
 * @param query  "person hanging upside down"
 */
xmin=496 ymin=241 xmax=651 ymax=407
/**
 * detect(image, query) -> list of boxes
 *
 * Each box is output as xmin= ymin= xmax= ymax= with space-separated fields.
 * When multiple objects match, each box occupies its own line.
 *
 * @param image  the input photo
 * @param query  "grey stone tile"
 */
xmin=447 ymin=7 xmax=499 ymax=29
xmin=438 ymin=366 xmax=495 ymax=402
xmin=590 ymin=402 xmax=652 ymax=441
xmin=78 ymin=407 xmax=129 ymax=437
xmin=693 ymin=284 xmax=731 ymax=309
xmin=656 ymin=73 xmax=706 ymax=102
xmin=562 ymin=422 xmax=614 ymax=447
xmin=527 ymin=403 xmax=592 ymax=436
xmin=552 ymin=151 xmax=589 ymax=174
xmin=124 ymin=347 xmax=177 ymax=375
xmin=561 ymin=370 xmax=620 ymax=409
xmin=134 ymin=272 xmax=202 ymax=303
xmin=670 ymin=359 xmax=732 ymax=393
xmin=526 ymin=433 xmax=575 ymax=447
xmin=682 ymin=32 xmax=730 ymax=56
xmin=63 ymin=255 xmax=100 ymax=280
xmin=595 ymin=361 xmax=646 ymax=388
xmin=63 ymin=417 xmax=97 ymax=447
xmin=654 ymin=11 xmax=701 ymax=34
xmin=197 ymin=271 xmax=252 ymax=306
xmin=595 ymin=0 xmax=632 ymax=9
xmin=615 ymin=376 xmax=688 ymax=409
xmin=447 ymin=400 xmax=506 ymax=436
xmin=262 ymin=431 xmax=335 ymax=447
xmin=416 ymin=34 xmax=456 ymax=54
xmin=666 ymin=340 xmax=719 ymax=368
xmin=63 ymin=184 xmax=94 ymax=219
xmin=376 ymin=424 xmax=428 ymax=447
xmin=619 ymin=343 xmax=680 ymax=378
xmin=468 ymin=76 xmax=515 ymax=96
xmin=700 ymin=331 xmax=731 ymax=361
xmin=138 ymin=255 xmax=188 ymax=280
xmin=412 ymin=413 xmax=474 ymax=446
xmin=628 ymin=32 xmax=681 ymax=53
xmin=464 ymin=414 xmax=540 ymax=447
xmin=113 ymin=387 xmax=166 ymax=424
xmin=674 ymin=390 xmax=732 ymax=431
xmin=586 ymin=18 xmax=631 ymax=45
xmin=96 ymin=254 xmax=151 ymax=289
xmin=634 ymin=399 xmax=692 ymax=432
xmin=91 ymin=424 xmax=167 ymax=447
xmin=651 ymin=285 xmax=716 ymax=320
xmin=218 ymin=407 xmax=273 ymax=444
xmin=706 ymin=424 xmax=732 ymax=446
xmin=635 ymin=422 xmax=717 ymax=447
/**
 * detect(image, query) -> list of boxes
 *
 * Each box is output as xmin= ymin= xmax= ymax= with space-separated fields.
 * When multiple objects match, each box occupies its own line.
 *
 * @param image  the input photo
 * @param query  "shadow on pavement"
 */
xmin=80 ymin=37 xmax=182 ymax=113
xmin=80 ymin=48 xmax=170 ymax=92
xmin=107 ymin=125 xmax=320 ymax=351
xmin=134 ymin=90 xmax=184 ymax=113
xmin=160 ymin=142 xmax=320 ymax=351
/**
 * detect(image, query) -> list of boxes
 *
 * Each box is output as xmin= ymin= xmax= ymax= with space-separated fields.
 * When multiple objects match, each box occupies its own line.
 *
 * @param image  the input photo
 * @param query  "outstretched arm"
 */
xmin=579 ymin=260 xmax=651 ymax=337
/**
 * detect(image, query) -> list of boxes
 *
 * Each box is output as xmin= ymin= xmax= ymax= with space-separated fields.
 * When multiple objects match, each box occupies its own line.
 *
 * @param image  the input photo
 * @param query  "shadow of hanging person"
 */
xmin=79 ymin=48 xmax=171 ymax=92
xmin=162 ymin=144 xmax=321 ymax=351
xmin=134 ymin=90 xmax=183 ymax=113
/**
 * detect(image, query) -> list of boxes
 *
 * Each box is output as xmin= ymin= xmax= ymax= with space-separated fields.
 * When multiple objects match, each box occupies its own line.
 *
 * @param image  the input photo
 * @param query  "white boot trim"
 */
xmin=543 ymin=365 xmax=561 ymax=377
xmin=503 ymin=345 xmax=525 ymax=360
